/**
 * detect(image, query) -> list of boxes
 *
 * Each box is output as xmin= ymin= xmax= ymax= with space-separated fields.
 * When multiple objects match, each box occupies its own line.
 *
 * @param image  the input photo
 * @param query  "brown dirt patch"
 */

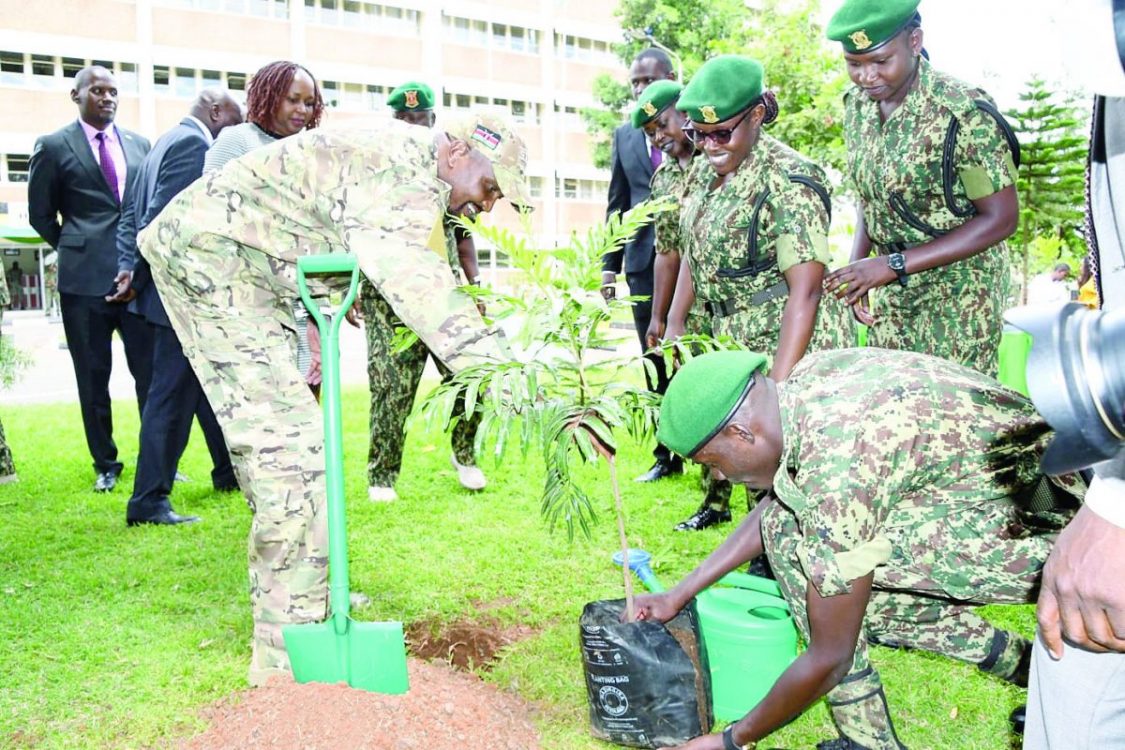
xmin=406 ymin=616 xmax=537 ymax=671
xmin=178 ymin=658 xmax=541 ymax=749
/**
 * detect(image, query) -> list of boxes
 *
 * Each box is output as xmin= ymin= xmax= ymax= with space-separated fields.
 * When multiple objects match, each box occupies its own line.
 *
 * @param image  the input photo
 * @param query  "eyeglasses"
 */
xmin=682 ymin=107 xmax=753 ymax=147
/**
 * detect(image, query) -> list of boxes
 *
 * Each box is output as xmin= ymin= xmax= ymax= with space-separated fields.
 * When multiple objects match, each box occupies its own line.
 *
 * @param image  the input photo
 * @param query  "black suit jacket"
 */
xmin=603 ymin=124 xmax=656 ymax=276
xmin=27 ymin=120 xmax=150 ymax=297
xmin=116 ymin=118 xmax=210 ymax=328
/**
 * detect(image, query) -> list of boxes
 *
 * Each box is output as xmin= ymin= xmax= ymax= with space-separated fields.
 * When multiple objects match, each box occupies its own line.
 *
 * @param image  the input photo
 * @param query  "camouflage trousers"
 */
xmin=868 ymin=267 xmax=1008 ymax=378
xmin=760 ymin=501 xmax=1040 ymax=749
xmin=148 ymin=238 xmax=328 ymax=677
xmin=0 ymin=309 xmax=14 ymax=478
xmin=361 ymin=279 xmax=479 ymax=488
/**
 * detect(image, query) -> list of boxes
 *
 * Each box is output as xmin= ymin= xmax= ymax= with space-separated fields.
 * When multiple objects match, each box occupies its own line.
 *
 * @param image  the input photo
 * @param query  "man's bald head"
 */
xmin=71 ymin=66 xmax=118 ymax=128
xmin=191 ymin=87 xmax=244 ymax=139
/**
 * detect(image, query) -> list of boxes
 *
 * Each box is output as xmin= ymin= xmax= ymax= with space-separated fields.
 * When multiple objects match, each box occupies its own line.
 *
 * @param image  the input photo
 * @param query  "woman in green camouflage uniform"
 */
xmin=667 ymin=55 xmax=851 ymax=531
xmin=630 ymin=80 xmax=735 ymax=530
xmin=823 ymin=0 xmax=1020 ymax=377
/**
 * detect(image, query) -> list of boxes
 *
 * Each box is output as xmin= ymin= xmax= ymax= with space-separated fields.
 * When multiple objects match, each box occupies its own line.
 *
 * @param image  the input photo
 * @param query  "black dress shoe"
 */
xmin=817 ymin=736 xmax=875 ymax=750
xmin=212 ymin=480 xmax=240 ymax=493
xmin=127 ymin=510 xmax=201 ymax=527
xmin=1010 ymin=704 xmax=1026 ymax=736
xmin=634 ymin=458 xmax=684 ymax=483
xmin=674 ymin=506 xmax=732 ymax=531
xmin=93 ymin=471 xmax=119 ymax=493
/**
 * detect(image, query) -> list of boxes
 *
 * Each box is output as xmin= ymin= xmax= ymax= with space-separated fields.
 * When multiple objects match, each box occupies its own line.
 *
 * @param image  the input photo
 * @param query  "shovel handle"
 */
xmin=296 ymin=253 xmax=361 ymax=631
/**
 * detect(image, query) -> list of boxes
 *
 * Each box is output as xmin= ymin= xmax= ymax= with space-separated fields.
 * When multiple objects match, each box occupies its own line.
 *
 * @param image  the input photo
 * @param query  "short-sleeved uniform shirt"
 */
xmin=680 ymin=134 xmax=851 ymax=354
xmin=139 ymin=121 xmax=506 ymax=372
xmin=845 ymin=59 xmax=1017 ymax=376
xmin=766 ymin=348 xmax=1082 ymax=601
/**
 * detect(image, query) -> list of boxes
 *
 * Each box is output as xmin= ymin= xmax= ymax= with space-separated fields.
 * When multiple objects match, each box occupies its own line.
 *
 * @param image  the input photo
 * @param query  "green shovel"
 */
xmin=283 ymin=253 xmax=409 ymax=694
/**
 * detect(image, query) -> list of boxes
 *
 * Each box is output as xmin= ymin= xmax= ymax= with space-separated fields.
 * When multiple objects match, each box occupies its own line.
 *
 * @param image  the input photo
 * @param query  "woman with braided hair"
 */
xmin=665 ymin=55 xmax=850 ymax=532
xmin=204 ymin=61 xmax=326 ymax=396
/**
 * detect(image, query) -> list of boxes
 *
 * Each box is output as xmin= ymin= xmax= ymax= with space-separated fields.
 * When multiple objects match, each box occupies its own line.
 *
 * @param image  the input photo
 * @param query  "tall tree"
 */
xmin=582 ymin=0 xmax=848 ymax=174
xmin=1006 ymin=77 xmax=1088 ymax=301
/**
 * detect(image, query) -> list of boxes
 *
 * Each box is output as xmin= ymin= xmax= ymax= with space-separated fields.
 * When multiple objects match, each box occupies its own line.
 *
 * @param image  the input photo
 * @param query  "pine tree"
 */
xmin=1006 ymin=77 xmax=1088 ymax=301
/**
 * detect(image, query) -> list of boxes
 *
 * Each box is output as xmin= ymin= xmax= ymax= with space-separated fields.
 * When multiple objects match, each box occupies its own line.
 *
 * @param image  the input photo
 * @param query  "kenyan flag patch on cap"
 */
xmin=471 ymin=125 xmax=502 ymax=150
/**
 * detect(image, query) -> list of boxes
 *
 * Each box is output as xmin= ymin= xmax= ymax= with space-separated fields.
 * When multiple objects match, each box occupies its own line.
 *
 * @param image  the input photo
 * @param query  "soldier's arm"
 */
xmin=453 ymin=226 xmax=480 ymax=284
xmin=348 ymin=192 xmax=508 ymax=373
xmin=27 ymin=137 xmax=62 ymax=249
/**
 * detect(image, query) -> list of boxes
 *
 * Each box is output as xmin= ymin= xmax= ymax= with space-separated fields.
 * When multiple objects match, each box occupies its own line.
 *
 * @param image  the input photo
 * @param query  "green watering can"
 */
xmin=283 ymin=253 xmax=409 ymax=694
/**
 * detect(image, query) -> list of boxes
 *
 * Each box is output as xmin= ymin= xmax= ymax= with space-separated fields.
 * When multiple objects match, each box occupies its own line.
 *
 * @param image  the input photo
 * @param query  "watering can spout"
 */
xmin=611 ymin=548 xmax=665 ymax=593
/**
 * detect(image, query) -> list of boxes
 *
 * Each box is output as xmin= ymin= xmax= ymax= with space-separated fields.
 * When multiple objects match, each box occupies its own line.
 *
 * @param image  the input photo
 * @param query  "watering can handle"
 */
xmin=717 ymin=570 xmax=784 ymax=599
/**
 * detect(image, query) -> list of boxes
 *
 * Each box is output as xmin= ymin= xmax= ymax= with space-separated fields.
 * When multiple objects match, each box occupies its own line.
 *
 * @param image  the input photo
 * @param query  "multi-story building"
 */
xmin=0 ymin=0 xmax=625 ymax=310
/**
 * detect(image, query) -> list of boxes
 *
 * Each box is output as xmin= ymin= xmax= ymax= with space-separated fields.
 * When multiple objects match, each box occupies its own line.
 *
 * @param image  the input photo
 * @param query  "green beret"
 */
xmin=656 ymin=350 xmax=769 ymax=458
xmin=675 ymin=56 xmax=763 ymax=125
xmin=826 ymin=0 xmax=921 ymax=54
xmin=387 ymin=81 xmax=434 ymax=111
xmin=631 ymin=80 xmax=683 ymax=129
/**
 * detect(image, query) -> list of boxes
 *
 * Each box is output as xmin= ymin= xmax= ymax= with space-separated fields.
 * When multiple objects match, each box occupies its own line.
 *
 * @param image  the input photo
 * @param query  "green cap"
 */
xmin=826 ymin=0 xmax=921 ymax=54
xmin=656 ymin=350 xmax=769 ymax=458
xmin=387 ymin=81 xmax=435 ymax=112
xmin=675 ymin=55 xmax=764 ymax=125
xmin=631 ymin=80 xmax=683 ymax=129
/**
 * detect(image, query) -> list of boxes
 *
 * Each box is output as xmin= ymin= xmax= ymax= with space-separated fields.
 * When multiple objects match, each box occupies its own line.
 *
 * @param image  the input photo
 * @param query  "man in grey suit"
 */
xmin=110 ymin=89 xmax=243 ymax=526
xmin=601 ymin=48 xmax=682 ymax=483
xmin=28 ymin=66 xmax=153 ymax=493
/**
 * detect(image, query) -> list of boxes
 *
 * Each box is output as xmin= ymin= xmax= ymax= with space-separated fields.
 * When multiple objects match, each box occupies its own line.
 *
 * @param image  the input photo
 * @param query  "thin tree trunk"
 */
xmin=608 ymin=456 xmax=635 ymax=622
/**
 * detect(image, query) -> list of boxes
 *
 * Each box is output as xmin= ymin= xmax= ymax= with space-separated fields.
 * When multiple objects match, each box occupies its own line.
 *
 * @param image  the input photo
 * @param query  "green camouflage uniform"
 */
xmin=137 ymin=121 xmax=507 ymax=679
xmin=652 ymin=155 xmax=732 ymax=507
xmin=0 ymin=262 xmax=14 ymax=478
xmin=361 ymin=224 xmax=480 ymax=488
xmin=680 ymin=135 xmax=851 ymax=512
xmin=762 ymin=348 xmax=1083 ymax=749
xmin=845 ymin=58 xmax=1017 ymax=377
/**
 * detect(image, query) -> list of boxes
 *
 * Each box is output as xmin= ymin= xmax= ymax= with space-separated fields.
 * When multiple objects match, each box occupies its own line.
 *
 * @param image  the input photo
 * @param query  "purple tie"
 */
xmin=96 ymin=132 xmax=119 ymax=203
xmin=650 ymin=143 xmax=663 ymax=169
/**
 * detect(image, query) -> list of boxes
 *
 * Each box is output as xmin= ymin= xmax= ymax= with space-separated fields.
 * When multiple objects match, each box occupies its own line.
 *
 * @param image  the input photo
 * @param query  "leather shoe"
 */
xmin=213 ymin=480 xmax=240 ymax=493
xmin=633 ymin=458 xmax=684 ymax=483
xmin=127 ymin=510 xmax=201 ymax=527
xmin=674 ymin=506 xmax=731 ymax=531
xmin=93 ymin=471 xmax=119 ymax=493
xmin=1009 ymin=704 xmax=1026 ymax=736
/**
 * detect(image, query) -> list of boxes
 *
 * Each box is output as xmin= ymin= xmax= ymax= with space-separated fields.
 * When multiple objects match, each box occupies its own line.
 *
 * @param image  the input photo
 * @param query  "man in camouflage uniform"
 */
xmin=0 ymin=261 xmax=16 ymax=483
xmin=137 ymin=114 xmax=532 ymax=685
xmin=362 ymin=82 xmax=485 ymax=502
xmin=823 ymin=0 xmax=1020 ymax=378
xmin=635 ymin=349 xmax=1083 ymax=750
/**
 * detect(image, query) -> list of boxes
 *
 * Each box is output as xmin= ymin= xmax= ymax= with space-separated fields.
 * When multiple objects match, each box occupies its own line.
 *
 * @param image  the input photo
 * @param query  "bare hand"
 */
xmin=660 ymin=734 xmax=724 ymax=750
xmin=1038 ymin=504 xmax=1125 ymax=658
xmin=601 ymin=272 xmax=617 ymax=301
xmin=851 ymin=293 xmax=876 ymax=327
xmin=824 ymin=258 xmax=895 ymax=306
xmin=305 ymin=318 xmax=323 ymax=387
xmin=624 ymin=591 xmax=683 ymax=624
xmin=345 ymin=298 xmax=362 ymax=327
xmin=105 ymin=270 xmax=135 ymax=303
xmin=645 ymin=318 xmax=666 ymax=351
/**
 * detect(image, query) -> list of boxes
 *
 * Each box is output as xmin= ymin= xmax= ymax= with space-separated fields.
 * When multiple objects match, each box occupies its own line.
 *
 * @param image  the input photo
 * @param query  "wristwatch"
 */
xmin=887 ymin=252 xmax=908 ymax=287
xmin=722 ymin=725 xmax=756 ymax=750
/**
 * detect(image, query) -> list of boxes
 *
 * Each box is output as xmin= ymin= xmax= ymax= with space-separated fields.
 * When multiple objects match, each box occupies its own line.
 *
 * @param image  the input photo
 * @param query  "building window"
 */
xmin=0 ymin=51 xmax=25 ymax=85
xmin=554 ymin=104 xmax=585 ymax=132
xmin=154 ymin=65 xmax=171 ymax=91
xmin=3 ymin=154 xmax=30 ymax=183
xmin=306 ymin=0 xmax=418 ymax=33
xmin=155 ymin=0 xmax=288 ymax=17
xmin=174 ymin=67 xmax=196 ymax=97
xmin=556 ymin=177 xmax=608 ymax=201
xmin=1 ymin=54 xmax=141 ymax=91
xmin=61 ymin=57 xmax=84 ymax=79
xmin=444 ymin=16 xmax=539 ymax=53
xmin=228 ymin=71 xmax=247 ymax=91
xmin=555 ymin=34 xmax=616 ymax=66
xmin=528 ymin=176 xmax=543 ymax=199
xmin=30 ymin=55 xmax=55 ymax=81
xmin=117 ymin=62 xmax=138 ymax=93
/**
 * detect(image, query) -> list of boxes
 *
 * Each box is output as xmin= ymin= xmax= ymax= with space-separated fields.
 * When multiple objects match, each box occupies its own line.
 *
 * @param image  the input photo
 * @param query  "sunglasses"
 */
xmin=683 ymin=107 xmax=753 ymax=146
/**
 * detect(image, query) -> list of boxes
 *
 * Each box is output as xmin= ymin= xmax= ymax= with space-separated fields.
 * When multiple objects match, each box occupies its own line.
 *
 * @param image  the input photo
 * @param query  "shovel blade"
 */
xmin=283 ymin=618 xmax=409 ymax=694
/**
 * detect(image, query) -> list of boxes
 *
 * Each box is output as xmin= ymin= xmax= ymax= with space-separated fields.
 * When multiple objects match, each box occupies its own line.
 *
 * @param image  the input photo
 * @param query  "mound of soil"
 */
xmin=179 ymin=659 xmax=541 ymax=749
xmin=406 ymin=616 xmax=537 ymax=671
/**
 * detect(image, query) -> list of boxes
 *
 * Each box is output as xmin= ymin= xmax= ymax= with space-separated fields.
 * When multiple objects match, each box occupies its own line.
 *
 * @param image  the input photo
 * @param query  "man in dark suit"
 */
xmin=28 ymin=66 xmax=153 ymax=493
xmin=109 ymin=89 xmax=243 ymax=526
xmin=602 ymin=48 xmax=682 ymax=483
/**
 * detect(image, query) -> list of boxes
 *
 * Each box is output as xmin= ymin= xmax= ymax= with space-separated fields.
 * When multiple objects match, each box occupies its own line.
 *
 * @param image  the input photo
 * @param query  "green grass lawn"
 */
xmin=0 ymin=390 xmax=1027 ymax=749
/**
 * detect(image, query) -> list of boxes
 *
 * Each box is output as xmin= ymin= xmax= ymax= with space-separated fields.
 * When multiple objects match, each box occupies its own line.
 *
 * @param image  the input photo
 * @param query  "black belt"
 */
xmin=703 ymin=280 xmax=789 ymax=318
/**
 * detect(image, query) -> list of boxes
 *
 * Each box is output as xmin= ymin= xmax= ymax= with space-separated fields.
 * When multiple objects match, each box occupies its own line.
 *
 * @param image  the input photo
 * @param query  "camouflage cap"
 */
xmin=656 ymin=350 xmax=769 ymax=458
xmin=388 ymin=81 xmax=435 ymax=111
xmin=675 ymin=55 xmax=763 ymax=125
xmin=445 ymin=112 xmax=534 ymax=210
xmin=826 ymin=0 xmax=922 ymax=54
xmin=631 ymin=80 xmax=683 ymax=129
